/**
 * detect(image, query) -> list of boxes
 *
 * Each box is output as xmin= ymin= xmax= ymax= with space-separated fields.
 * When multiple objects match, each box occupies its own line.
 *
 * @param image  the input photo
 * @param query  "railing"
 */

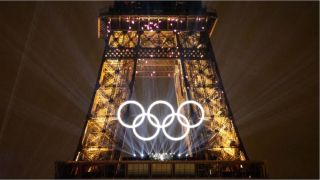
xmin=55 ymin=160 xmax=266 ymax=178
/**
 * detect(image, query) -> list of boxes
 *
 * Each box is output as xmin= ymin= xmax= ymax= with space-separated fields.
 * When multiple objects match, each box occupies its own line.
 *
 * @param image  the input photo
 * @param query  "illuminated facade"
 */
xmin=55 ymin=2 xmax=265 ymax=178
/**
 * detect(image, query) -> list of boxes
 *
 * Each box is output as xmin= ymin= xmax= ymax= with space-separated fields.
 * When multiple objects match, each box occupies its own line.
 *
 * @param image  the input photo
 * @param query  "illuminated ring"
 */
xmin=147 ymin=100 xmax=175 ymax=128
xmin=177 ymin=100 xmax=205 ymax=128
xmin=162 ymin=113 xmax=190 ymax=141
xmin=117 ymin=100 xmax=145 ymax=128
xmin=132 ymin=113 xmax=161 ymax=141
xmin=116 ymin=100 xmax=204 ymax=141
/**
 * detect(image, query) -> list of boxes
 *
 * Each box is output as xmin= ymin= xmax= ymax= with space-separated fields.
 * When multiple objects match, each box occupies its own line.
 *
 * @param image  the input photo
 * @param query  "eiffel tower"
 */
xmin=55 ymin=2 xmax=265 ymax=178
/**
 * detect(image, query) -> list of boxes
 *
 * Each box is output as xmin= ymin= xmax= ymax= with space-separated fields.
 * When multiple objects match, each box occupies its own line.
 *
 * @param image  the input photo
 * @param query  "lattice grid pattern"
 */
xmin=140 ymin=31 xmax=177 ymax=48
xmin=76 ymin=60 xmax=134 ymax=161
xmin=108 ymin=31 xmax=138 ymax=48
xmin=178 ymin=32 xmax=205 ymax=49
xmin=184 ymin=60 xmax=246 ymax=161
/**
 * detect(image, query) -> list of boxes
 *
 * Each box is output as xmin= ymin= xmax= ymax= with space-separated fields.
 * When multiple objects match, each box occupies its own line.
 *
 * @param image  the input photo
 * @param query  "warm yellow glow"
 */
xmin=178 ymin=32 xmax=202 ymax=48
xmin=76 ymin=30 xmax=244 ymax=161
xmin=97 ymin=17 xmax=101 ymax=38
xmin=184 ymin=60 xmax=245 ymax=160
xmin=109 ymin=31 xmax=138 ymax=48
xmin=140 ymin=31 xmax=177 ymax=48
xmin=209 ymin=18 xmax=218 ymax=38
xmin=76 ymin=59 xmax=134 ymax=161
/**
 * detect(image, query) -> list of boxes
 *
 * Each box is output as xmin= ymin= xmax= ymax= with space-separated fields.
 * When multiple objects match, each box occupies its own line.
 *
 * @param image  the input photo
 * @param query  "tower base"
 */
xmin=55 ymin=160 xmax=266 ymax=178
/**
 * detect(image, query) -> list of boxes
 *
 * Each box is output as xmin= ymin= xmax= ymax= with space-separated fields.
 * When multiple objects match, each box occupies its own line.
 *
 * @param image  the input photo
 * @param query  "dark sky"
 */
xmin=0 ymin=1 xmax=318 ymax=178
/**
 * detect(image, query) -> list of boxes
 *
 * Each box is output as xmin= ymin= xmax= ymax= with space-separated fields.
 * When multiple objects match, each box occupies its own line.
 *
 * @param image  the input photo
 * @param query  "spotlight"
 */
xmin=140 ymin=153 xmax=144 ymax=158
xmin=185 ymin=154 xmax=188 ymax=157
xmin=133 ymin=153 xmax=136 ymax=157
xmin=178 ymin=153 xmax=181 ymax=157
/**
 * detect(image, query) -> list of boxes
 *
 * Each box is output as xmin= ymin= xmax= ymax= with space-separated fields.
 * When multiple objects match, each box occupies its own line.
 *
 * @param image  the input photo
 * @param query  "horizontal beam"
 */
xmin=55 ymin=160 xmax=266 ymax=178
xmin=61 ymin=160 xmax=264 ymax=165
xmin=98 ymin=15 xmax=217 ymax=38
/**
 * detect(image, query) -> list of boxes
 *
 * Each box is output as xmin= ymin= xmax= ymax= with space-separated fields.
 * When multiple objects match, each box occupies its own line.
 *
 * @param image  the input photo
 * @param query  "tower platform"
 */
xmin=55 ymin=160 xmax=266 ymax=178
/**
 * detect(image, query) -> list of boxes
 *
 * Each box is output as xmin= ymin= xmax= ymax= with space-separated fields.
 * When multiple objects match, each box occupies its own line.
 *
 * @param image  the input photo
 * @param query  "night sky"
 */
xmin=0 ymin=1 xmax=318 ymax=178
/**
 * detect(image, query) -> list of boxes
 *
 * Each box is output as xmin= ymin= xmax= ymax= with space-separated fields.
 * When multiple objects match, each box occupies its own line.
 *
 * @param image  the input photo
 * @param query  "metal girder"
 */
xmin=103 ymin=31 xmax=207 ymax=59
xmin=75 ymin=59 xmax=136 ymax=161
xmin=98 ymin=15 xmax=216 ymax=34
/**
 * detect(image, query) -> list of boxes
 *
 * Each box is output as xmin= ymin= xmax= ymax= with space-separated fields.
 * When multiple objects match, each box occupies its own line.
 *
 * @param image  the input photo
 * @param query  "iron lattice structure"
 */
xmin=76 ymin=4 xmax=246 ymax=162
xmin=56 ymin=2 xmax=265 ymax=178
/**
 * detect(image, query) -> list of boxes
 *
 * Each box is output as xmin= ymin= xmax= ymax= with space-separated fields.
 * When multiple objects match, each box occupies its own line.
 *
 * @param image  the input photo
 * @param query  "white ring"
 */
xmin=117 ymin=100 xmax=145 ymax=128
xmin=132 ymin=113 xmax=161 ymax=141
xmin=147 ymin=100 xmax=175 ymax=128
xmin=162 ymin=113 xmax=190 ymax=141
xmin=177 ymin=100 xmax=205 ymax=128
xmin=116 ymin=100 xmax=204 ymax=141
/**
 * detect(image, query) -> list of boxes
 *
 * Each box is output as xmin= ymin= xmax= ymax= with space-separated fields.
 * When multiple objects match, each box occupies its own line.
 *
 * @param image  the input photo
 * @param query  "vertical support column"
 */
xmin=73 ymin=32 xmax=112 ymax=161
xmin=176 ymin=33 xmax=192 ymax=101
xmin=176 ymin=32 xmax=207 ymax=158
xmin=172 ymin=162 xmax=175 ymax=177
xmin=113 ymin=31 xmax=140 ymax=162
xmin=205 ymin=32 xmax=248 ymax=160
xmin=175 ymin=32 xmax=194 ymax=156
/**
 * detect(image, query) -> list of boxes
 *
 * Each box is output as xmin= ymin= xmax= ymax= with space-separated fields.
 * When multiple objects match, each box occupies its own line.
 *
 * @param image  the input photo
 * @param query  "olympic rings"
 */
xmin=132 ymin=113 xmax=161 ymax=141
xmin=117 ymin=100 xmax=145 ymax=128
xmin=116 ymin=100 xmax=204 ymax=141
xmin=177 ymin=100 xmax=204 ymax=128
xmin=162 ymin=113 xmax=190 ymax=141
xmin=147 ymin=100 xmax=175 ymax=128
